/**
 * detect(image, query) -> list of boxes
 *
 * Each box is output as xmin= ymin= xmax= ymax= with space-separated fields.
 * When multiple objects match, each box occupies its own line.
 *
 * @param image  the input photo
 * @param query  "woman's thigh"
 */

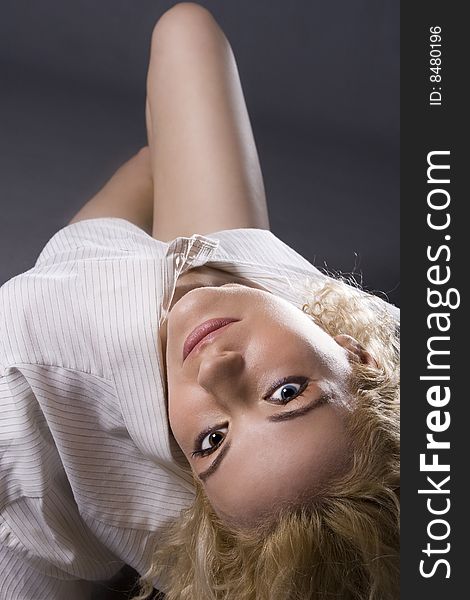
xmin=146 ymin=2 xmax=270 ymax=241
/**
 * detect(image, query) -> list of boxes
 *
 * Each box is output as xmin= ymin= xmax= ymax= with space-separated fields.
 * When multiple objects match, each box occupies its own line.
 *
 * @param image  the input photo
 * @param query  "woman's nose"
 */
xmin=196 ymin=349 xmax=245 ymax=395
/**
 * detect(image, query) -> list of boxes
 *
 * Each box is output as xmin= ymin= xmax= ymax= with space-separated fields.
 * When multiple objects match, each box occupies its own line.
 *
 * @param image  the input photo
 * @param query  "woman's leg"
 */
xmin=68 ymin=147 xmax=154 ymax=234
xmin=146 ymin=2 xmax=269 ymax=241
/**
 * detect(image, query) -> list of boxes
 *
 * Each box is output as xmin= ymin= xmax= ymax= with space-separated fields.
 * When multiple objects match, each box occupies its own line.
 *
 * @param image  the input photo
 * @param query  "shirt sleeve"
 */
xmin=0 ymin=365 xmax=125 ymax=599
xmin=0 ymin=538 xmax=97 ymax=600
xmin=0 ymin=329 xmax=190 ymax=599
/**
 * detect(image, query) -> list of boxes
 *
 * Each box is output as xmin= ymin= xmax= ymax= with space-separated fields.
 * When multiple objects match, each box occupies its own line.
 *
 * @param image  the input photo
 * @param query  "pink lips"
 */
xmin=183 ymin=318 xmax=238 ymax=361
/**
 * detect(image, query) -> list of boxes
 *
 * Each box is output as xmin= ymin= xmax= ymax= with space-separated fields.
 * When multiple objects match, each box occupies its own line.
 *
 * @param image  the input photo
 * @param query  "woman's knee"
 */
xmin=149 ymin=2 xmax=226 ymax=60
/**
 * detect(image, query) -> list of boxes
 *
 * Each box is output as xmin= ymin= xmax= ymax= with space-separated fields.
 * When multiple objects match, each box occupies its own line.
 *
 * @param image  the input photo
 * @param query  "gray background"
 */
xmin=0 ymin=0 xmax=399 ymax=306
xmin=0 ymin=2 xmax=400 ymax=595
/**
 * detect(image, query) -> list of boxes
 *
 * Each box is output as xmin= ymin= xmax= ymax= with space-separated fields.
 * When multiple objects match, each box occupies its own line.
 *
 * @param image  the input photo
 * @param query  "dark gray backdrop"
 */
xmin=0 ymin=0 xmax=399 ymax=306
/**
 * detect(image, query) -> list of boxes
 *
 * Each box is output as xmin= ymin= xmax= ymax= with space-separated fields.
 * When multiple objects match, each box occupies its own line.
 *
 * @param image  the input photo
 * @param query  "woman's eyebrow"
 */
xmin=267 ymin=394 xmax=330 ymax=422
xmin=197 ymin=396 xmax=330 ymax=483
xmin=197 ymin=441 xmax=232 ymax=483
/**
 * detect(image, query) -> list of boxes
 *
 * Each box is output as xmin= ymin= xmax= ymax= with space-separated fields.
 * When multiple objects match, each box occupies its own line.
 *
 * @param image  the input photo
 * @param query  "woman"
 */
xmin=0 ymin=3 xmax=399 ymax=599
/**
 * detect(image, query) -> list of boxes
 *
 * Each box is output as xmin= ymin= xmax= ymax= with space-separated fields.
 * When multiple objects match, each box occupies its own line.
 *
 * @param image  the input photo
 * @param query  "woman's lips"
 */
xmin=183 ymin=318 xmax=239 ymax=361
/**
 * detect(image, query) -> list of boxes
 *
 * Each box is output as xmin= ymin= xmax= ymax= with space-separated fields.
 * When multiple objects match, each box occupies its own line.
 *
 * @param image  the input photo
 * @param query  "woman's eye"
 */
xmin=192 ymin=426 xmax=228 ymax=457
xmin=201 ymin=427 xmax=228 ymax=451
xmin=267 ymin=377 xmax=309 ymax=404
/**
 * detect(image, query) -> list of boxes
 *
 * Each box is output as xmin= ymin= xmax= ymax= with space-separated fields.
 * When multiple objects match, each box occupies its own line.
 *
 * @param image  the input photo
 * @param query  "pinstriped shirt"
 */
xmin=0 ymin=218 xmax=398 ymax=599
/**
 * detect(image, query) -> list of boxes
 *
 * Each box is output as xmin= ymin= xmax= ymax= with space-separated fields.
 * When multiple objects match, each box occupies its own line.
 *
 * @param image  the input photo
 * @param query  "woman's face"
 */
xmin=165 ymin=283 xmax=360 ymax=527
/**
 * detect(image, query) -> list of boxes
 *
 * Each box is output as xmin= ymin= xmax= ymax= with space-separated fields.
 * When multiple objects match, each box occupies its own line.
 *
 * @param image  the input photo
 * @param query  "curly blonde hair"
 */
xmin=132 ymin=277 xmax=400 ymax=600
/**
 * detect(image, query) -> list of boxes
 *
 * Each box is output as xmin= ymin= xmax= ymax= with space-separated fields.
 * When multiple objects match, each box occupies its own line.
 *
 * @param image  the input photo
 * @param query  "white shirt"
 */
xmin=0 ymin=218 xmax=398 ymax=599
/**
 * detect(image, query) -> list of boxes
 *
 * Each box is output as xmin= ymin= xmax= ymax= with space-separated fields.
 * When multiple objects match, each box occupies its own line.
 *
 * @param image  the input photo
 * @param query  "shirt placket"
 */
xmin=159 ymin=235 xmax=219 ymax=326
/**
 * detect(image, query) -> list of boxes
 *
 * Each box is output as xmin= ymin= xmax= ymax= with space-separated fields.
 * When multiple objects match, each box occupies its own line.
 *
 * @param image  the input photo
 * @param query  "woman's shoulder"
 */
xmin=203 ymin=227 xmax=321 ymax=274
xmin=34 ymin=217 xmax=168 ymax=268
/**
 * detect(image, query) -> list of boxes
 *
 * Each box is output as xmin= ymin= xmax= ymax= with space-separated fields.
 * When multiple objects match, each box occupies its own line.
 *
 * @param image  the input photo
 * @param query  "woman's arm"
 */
xmin=146 ymin=3 xmax=270 ymax=241
xmin=68 ymin=147 xmax=154 ymax=235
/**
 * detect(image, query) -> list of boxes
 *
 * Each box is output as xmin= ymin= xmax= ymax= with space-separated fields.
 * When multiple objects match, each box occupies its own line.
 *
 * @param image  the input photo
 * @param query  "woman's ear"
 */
xmin=334 ymin=334 xmax=378 ymax=368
